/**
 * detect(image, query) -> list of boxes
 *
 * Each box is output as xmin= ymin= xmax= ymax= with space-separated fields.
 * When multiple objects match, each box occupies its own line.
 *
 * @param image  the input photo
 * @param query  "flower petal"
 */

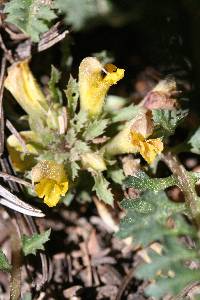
xmin=35 ymin=178 xmax=68 ymax=207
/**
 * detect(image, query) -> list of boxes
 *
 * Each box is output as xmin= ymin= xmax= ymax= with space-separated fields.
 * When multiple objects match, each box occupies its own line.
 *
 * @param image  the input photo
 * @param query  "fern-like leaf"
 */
xmin=4 ymin=0 xmax=57 ymax=42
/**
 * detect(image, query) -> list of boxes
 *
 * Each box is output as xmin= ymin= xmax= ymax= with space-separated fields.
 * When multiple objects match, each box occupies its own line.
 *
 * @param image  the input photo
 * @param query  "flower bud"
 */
xmin=81 ymin=152 xmax=107 ymax=172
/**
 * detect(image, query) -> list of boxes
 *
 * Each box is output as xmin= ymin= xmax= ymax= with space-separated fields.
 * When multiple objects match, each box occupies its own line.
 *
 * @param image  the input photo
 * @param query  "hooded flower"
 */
xmin=5 ymin=60 xmax=48 ymax=119
xmin=103 ymin=111 xmax=163 ymax=164
xmin=7 ymin=131 xmax=41 ymax=172
xmin=32 ymin=160 xmax=68 ymax=207
xmin=79 ymin=57 xmax=124 ymax=117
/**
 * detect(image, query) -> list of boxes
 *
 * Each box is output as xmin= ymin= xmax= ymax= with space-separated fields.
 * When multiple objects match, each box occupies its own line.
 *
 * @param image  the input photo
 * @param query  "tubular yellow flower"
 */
xmin=103 ymin=111 xmax=163 ymax=164
xmin=5 ymin=60 xmax=48 ymax=119
xmin=7 ymin=131 xmax=41 ymax=172
xmin=32 ymin=161 xmax=68 ymax=207
xmin=79 ymin=57 xmax=124 ymax=117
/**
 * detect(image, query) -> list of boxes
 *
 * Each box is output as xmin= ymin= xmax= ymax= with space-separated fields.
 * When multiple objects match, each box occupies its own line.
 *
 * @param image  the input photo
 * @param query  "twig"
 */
xmin=0 ymin=33 xmax=14 ymax=64
xmin=0 ymin=55 xmax=6 ymax=157
xmin=38 ymin=21 xmax=69 ymax=52
xmin=0 ymin=171 xmax=32 ymax=187
xmin=6 ymin=119 xmax=28 ymax=153
xmin=161 ymin=152 xmax=200 ymax=228
xmin=115 ymin=268 xmax=134 ymax=300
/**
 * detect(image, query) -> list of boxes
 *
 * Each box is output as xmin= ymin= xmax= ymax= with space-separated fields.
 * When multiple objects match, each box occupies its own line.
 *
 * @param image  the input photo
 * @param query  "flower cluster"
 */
xmin=4 ymin=57 xmax=171 ymax=207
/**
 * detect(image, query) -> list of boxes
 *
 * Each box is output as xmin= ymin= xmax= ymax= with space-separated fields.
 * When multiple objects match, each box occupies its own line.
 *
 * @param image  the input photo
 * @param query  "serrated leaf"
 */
xmin=117 ymin=192 xmax=186 ymax=246
xmin=93 ymin=173 xmax=114 ymax=206
xmin=152 ymin=109 xmax=188 ymax=137
xmin=73 ymin=111 xmax=88 ymax=133
xmin=112 ymin=105 xmax=142 ymax=122
xmin=189 ymin=127 xmax=200 ymax=154
xmin=70 ymin=161 xmax=80 ymax=180
xmin=65 ymin=75 xmax=79 ymax=117
xmin=48 ymin=65 xmax=62 ymax=104
xmin=83 ymin=119 xmax=109 ymax=141
xmin=4 ymin=0 xmax=57 ymax=42
xmin=124 ymin=171 xmax=177 ymax=192
xmin=145 ymin=268 xmax=200 ymax=299
xmin=136 ymin=238 xmax=200 ymax=299
xmin=22 ymin=229 xmax=51 ymax=256
xmin=0 ymin=249 xmax=11 ymax=272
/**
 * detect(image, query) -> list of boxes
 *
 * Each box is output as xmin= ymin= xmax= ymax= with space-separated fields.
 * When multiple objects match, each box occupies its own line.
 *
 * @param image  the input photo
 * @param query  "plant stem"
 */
xmin=161 ymin=152 xmax=200 ymax=228
xmin=10 ymin=217 xmax=22 ymax=300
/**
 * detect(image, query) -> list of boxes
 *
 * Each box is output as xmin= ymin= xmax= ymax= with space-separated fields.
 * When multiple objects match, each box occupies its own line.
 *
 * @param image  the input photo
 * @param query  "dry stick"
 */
xmin=0 ymin=34 xmax=14 ymax=64
xmin=161 ymin=152 xmax=200 ymax=228
xmin=0 ymin=171 xmax=32 ymax=187
xmin=115 ymin=268 xmax=135 ymax=300
xmin=6 ymin=120 xmax=28 ymax=153
xmin=0 ymin=55 xmax=6 ymax=157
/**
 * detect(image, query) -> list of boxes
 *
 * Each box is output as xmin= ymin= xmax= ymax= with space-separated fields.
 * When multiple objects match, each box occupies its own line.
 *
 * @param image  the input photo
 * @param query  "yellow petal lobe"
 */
xmin=32 ymin=161 xmax=68 ymax=207
xmin=131 ymin=131 xmax=163 ymax=164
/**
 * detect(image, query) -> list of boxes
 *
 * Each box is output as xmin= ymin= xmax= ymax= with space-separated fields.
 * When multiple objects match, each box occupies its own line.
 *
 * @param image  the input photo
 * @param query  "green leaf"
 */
xmin=70 ymin=161 xmax=80 ymax=180
xmin=112 ymin=105 xmax=142 ymax=122
xmin=189 ymin=127 xmax=200 ymax=154
xmin=152 ymin=109 xmax=188 ymax=137
xmin=124 ymin=172 xmax=177 ymax=192
xmin=136 ymin=237 xmax=200 ymax=299
xmin=4 ymin=0 xmax=57 ymax=42
xmin=145 ymin=268 xmax=200 ymax=299
xmin=0 ymin=249 xmax=11 ymax=272
xmin=22 ymin=229 xmax=51 ymax=256
xmin=83 ymin=119 xmax=109 ymax=141
xmin=21 ymin=292 xmax=32 ymax=300
xmin=93 ymin=173 xmax=114 ymax=206
xmin=48 ymin=65 xmax=62 ymax=104
xmin=73 ymin=111 xmax=88 ymax=133
xmin=65 ymin=75 xmax=79 ymax=117
xmin=54 ymin=0 xmax=110 ymax=30
xmin=116 ymin=191 xmax=186 ymax=246
xmin=108 ymin=168 xmax=125 ymax=184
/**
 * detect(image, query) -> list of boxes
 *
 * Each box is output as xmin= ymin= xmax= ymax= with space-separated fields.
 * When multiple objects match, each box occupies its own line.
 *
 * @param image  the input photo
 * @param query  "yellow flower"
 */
xmin=7 ymin=131 xmax=41 ymax=172
xmin=32 ymin=161 xmax=68 ymax=207
xmin=5 ymin=60 xmax=48 ymax=119
xmin=79 ymin=57 xmax=124 ymax=117
xmin=103 ymin=110 xmax=163 ymax=164
xmin=131 ymin=131 xmax=163 ymax=164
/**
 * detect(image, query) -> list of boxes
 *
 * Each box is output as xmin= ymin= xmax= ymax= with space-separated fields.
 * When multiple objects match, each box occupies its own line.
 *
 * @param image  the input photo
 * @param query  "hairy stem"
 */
xmin=161 ymin=152 xmax=200 ymax=228
xmin=10 ymin=217 xmax=22 ymax=300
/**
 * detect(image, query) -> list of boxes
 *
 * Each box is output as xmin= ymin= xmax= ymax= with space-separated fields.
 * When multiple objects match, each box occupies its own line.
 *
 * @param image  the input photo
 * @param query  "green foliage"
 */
xmin=152 ymin=109 xmax=188 ymax=137
xmin=65 ymin=75 xmax=79 ymax=118
xmin=0 ymin=249 xmax=11 ymax=272
xmin=48 ymin=65 xmax=62 ymax=104
xmin=136 ymin=237 xmax=200 ymax=299
xmin=117 ymin=170 xmax=200 ymax=299
xmin=93 ymin=173 xmax=114 ymax=206
xmin=111 ymin=105 xmax=141 ymax=122
xmin=108 ymin=168 xmax=125 ymax=184
xmin=124 ymin=171 xmax=177 ymax=192
xmin=116 ymin=191 xmax=186 ymax=246
xmin=189 ymin=127 xmax=200 ymax=154
xmin=83 ymin=119 xmax=109 ymax=141
xmin=4 ymin=0 xmax=57 ymax=42
xmin=54 ymin=0 xmax=110 ymax=30
xmin=22 ymin=229 xmax=51 ymax=256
